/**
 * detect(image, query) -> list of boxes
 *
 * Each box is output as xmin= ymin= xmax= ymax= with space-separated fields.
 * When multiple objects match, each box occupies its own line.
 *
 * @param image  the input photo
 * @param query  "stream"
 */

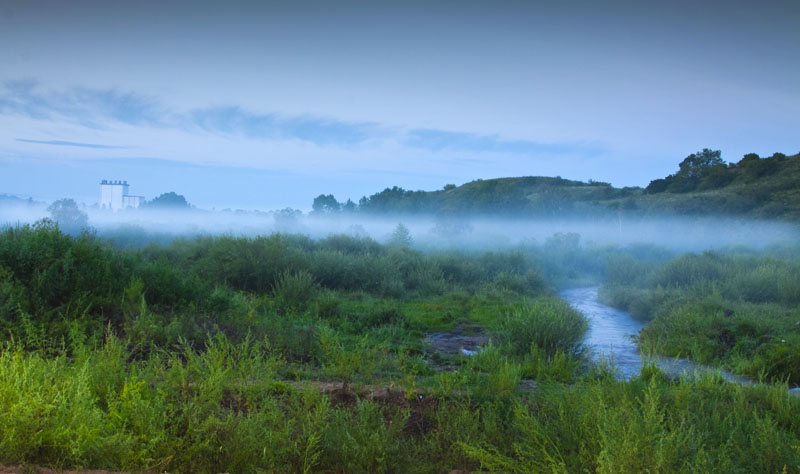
xmin=560 ymin=287 xmax=754 ymax=384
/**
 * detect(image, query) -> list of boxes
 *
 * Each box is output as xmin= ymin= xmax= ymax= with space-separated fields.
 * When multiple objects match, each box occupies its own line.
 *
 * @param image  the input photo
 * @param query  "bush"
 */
xmin=495 ymin=298 xmax=588 ymax=358
xmin=272 ymin=270 xmax=318 ymax=314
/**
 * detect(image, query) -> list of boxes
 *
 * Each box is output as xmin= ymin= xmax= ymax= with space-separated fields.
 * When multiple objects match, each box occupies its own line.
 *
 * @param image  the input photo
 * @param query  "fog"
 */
xmin=2 ymin=200 xmax=798 ymax=254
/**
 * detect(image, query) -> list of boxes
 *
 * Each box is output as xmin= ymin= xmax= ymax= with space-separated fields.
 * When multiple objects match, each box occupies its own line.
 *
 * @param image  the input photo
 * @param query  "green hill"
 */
xmin=642 ymin=150 xmax=800 ymax=219
xmin=355 ymin=176 xmax=638 ymax=217
xmin=332 ymin=150 xmax=800 ymax=219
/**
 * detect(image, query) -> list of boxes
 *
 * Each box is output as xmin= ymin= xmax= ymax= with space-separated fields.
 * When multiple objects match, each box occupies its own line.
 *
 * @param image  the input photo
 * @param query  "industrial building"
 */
xmin=99 ymin=180 xmax=143 ymax=211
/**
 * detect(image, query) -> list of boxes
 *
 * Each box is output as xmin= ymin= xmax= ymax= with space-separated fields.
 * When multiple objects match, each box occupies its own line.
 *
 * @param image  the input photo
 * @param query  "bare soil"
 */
xmin=424 ymin=323 xmax=489 ymax=357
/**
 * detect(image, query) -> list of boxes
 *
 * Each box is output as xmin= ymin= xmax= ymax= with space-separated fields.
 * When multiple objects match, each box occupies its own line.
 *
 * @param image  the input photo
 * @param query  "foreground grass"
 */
xmin=0 ymin=338 xmax=798 ymax=473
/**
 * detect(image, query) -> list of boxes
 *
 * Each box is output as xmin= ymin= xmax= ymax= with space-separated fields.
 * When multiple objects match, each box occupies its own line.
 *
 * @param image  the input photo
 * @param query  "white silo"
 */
xmin=100 ymin=180 xmax=141 ymax=211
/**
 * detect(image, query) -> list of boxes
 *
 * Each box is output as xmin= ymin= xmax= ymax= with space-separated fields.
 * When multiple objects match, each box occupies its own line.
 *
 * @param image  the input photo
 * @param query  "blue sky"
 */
xmin=1 ymin=0 xmax=798 ymax=210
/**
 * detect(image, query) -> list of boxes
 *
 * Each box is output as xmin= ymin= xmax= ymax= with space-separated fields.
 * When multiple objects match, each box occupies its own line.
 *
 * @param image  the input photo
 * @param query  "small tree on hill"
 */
xmin=647 ymin=149 xmax=725 ymax=193
xmin=670 ymin=149 xmax=724 ymax=192
xmin=678 ymin=149 xmax=724 ymax=179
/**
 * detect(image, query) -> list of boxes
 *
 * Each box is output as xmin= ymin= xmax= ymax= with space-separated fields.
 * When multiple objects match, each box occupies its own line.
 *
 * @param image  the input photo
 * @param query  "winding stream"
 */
xmin=561 ymin=287 xmax=752 ymax=384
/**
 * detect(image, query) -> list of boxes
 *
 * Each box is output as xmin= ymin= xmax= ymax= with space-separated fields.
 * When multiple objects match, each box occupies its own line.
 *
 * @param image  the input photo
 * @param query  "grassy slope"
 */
xmin=358 ymin=152 xmax=800 ymax=219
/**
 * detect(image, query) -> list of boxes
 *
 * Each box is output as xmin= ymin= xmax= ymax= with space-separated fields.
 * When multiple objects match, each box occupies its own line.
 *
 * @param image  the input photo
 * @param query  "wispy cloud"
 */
xmin=405 ymin=128 xmax=604 ymax=156
xmin=1 ymin=79 xmax=610 ymax=183
xmin=15 ymin=138 xmax=132 ymax=149
xmin=0 ymin=79 xmax=163 ymax=128
xmin=0 ymin=80 xmax=387 ymax=147
xmin=188 ymin=106 xmax=382 ymax=146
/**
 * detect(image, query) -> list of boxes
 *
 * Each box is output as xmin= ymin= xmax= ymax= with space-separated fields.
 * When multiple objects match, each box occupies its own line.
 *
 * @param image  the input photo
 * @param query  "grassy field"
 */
xmin=0 ymin=222 xmax=798 ymax=472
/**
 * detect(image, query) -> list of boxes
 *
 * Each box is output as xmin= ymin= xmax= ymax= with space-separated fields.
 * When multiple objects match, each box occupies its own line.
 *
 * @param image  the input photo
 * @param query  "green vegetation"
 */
xmin=0 ymin=223 xmax=798 ymax=472
xmin=144 ymin=191 xmax=191 ymax=209
xmin=310 ymin=150 xmax=800 ymax=220
xmin=47 ymin=198 xmax=89 ymax=235
xmin=643 ymin=150 xmax=800 ymax=219
xmin=601 ymin=249 xmax=800 ymax=383
xmin=344 ymin=177 xmax=637 ymax=217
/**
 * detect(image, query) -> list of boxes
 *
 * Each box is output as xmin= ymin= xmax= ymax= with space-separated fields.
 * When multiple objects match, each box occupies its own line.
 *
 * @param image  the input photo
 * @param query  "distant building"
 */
xmin=100 ymin=180 xmax=143 ymax=211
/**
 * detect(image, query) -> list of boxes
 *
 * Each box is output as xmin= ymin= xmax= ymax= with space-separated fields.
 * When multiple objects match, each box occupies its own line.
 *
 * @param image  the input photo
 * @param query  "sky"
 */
xmin=1 ymin=0 xmax=798 ymax=210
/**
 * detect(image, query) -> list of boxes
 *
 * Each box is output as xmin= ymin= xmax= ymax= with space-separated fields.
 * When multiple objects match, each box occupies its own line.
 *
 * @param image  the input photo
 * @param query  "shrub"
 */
xmin=313 ymin=292 xmax=342 ymax=320
xmin=272 ymin=270 xmax=318 ymax=314
xmin=495 ymin=298 xmax=588 ymax=358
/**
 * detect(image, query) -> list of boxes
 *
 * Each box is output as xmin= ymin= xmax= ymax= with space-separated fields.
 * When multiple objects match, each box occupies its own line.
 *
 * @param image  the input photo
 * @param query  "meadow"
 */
xmin=0 ymin=221 xmax=798 ymax=472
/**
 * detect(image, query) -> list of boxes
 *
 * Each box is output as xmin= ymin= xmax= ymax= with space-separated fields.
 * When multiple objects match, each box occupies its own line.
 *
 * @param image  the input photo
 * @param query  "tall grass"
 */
xmin=601 ymin=250 xmax=800 ymax=382
xmin=0 ymin=330 xmax=797 ymax=472
xmin=461 ymin=374 xmax=800 ymax=473
xmin=494 ymin=298 xmax=588 ymax=358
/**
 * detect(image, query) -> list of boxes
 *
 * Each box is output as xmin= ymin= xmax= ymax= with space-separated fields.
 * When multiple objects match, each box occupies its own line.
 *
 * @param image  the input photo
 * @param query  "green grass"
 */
xmin=0 ymin=340 xmax=798 ymax=473
xmin=601 ymin=250 xmax=800 ymax=383
xmin=2 ymin=224 xmax=800 ymax=472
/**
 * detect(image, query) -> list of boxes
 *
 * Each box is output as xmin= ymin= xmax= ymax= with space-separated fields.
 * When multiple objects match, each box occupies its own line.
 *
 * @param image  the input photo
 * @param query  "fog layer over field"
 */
xmin=1 ymin=201 xmax=798 ymax=252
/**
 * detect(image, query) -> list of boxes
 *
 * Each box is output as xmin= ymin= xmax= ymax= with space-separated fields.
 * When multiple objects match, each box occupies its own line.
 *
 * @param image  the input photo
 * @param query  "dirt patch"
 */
xmin=287 ymin=380 xmax=440 ymax=435
xmin=288 ymin=380 xmax=429 ymax=405
xmin=424 ymin=323 xmax=490 ymax=357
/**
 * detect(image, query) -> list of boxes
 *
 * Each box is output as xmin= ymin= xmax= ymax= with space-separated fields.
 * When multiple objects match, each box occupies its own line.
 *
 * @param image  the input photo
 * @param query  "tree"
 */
xmin=273 ymin=207 xmax=303 ymax=231
xmin=388 ymin=223 xmax=412 ymax=247
xmin=667 ymin=149 xmax=724 ymax=193
xmin=645 ymin=175 xmax=673 ymax=193
xmin=697 ymin=162 xmax=733 ymax=190
xmin=47 ymin=198 xmax=89 ymax=235
xmin=311 ymin=194 xmax=340 ymax=214
xmin=737 ymin=153 xmax=761 ymax=166
xmin=341 ymin=199 xmax=357 ymax=212
xmin=146 ymin=192 xmax=190 ymax=208
xmin=677 ymin=149 xmax=724 ymax=179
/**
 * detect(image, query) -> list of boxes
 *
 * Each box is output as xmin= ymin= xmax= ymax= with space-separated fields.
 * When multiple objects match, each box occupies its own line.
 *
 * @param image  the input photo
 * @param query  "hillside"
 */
xmin=642 ymin=150 xmax=800 ymax=219
xmin=336 ymin=150 xmax=800 ymax=219
xmin=352 ymin=176 xmax=638 ymax=217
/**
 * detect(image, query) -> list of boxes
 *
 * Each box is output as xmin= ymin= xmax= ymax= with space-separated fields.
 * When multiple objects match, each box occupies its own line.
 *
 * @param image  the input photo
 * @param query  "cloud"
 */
xmin=0 ymin=79 xmax=163 ymax=128
xmin=1 ymin=79 xmax=630 ymax=192
xmin=188 ymin=106 xmax=383 ymax=146
xmin=1 ymin=80 xmax=609 ymax=156
xmin=0 ymin=79 xmax=52 ymax=120
xmin=0 ymin=80 xmax=389 ymax=147
xmin=15 ymin=138 xmax=132 ymax=149
xmin=404 ymin=128 xmax=605 ymax=156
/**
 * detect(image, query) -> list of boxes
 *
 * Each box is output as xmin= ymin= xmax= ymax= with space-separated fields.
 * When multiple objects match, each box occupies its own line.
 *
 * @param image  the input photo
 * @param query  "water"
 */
xmin=561 ymin=287 xmax=751 ymax=384
xmin=560 ymin=287 xmax=646 ymax=378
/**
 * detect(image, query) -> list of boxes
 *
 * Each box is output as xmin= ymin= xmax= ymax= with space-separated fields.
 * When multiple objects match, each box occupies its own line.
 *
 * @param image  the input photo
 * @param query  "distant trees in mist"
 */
xmin=47 ymin=198 xmax=89 ymax=235
xmin=144 ymin=192 xmax=192 ymax=209
xmin=305 ymin=149 xmax=799 ymax=220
